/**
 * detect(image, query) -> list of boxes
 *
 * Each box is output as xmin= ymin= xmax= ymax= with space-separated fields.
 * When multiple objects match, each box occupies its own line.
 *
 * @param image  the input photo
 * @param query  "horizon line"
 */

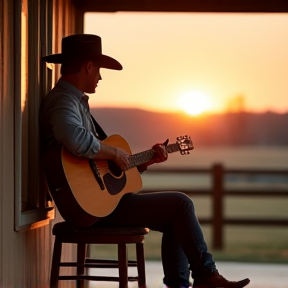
xmin=89 ymin=106 xmax=288 ymax=115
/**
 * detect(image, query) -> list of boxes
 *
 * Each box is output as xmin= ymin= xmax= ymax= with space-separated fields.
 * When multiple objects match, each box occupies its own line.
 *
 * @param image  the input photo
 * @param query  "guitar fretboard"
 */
xmin=128 ymin=143 xmax=180 ymax=168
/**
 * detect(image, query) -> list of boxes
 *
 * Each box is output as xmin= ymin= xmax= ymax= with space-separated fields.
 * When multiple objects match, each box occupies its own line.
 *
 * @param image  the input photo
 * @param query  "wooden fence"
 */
xmin=141 ymin=164 xmax=288 ymax=249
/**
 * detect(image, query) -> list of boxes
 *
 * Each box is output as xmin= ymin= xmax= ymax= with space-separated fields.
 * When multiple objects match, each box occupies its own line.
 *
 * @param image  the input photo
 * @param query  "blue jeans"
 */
xmin=94 ymin=191 xmax=216 ymax=288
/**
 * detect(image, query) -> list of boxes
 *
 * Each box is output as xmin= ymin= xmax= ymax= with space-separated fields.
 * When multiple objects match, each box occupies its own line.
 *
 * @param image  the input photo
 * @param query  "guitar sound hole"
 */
xmin=107 ymin=160 xmax=122 ymax=177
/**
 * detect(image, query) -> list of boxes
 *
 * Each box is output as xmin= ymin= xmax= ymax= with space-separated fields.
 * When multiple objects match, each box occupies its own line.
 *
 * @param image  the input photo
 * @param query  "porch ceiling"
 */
xmin=73 ymin=0 xmax=288 ymax=13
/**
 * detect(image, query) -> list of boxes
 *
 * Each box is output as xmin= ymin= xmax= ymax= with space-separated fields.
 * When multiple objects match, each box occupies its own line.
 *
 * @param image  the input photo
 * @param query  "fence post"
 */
xmin=212 ymin=163 xmax=224 ymax=249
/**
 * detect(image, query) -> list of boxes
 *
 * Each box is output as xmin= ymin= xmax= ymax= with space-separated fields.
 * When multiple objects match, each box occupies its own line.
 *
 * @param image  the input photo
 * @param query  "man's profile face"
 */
xmin=85 ymin=62 xmax=101 ymax=93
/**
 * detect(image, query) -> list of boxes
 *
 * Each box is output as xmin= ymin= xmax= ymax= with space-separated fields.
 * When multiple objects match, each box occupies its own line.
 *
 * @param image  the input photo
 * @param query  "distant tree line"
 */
xmin=188 ymin=112 xmax=288 ymax=146
xmin=91 ymin=108 xmax=288 ymax=149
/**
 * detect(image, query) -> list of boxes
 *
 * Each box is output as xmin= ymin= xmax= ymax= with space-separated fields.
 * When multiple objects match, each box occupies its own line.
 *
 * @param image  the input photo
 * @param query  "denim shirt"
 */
xmin=40 ymin=79 xmax=101 ymax=159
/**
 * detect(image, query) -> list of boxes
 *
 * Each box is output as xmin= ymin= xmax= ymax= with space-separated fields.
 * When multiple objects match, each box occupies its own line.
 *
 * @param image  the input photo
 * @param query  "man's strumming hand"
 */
xmin=94 ymin=143 xmax=130 ymax=171
xmin=113 ymin=148 xmax=130 ymax=171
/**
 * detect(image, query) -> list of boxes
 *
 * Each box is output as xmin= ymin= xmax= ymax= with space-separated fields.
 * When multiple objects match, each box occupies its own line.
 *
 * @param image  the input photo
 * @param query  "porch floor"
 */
xmin=88 ymin=261 xmax=288 ymax=288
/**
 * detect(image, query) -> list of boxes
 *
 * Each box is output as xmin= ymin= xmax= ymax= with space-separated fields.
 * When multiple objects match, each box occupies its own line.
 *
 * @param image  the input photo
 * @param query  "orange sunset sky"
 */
xmin=84 ymin=12 xmax=288 ymax=115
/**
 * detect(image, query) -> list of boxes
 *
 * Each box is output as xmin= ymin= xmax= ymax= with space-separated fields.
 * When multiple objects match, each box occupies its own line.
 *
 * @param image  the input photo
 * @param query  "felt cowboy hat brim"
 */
xmin=42 ymin=53 xmax=122 ymax=70
xmin=42 ymin=34 xmax=122 ymax=70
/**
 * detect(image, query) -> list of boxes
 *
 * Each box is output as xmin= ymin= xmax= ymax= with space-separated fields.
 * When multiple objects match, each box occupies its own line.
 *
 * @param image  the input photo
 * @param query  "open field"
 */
xmin=141 ymin=226 xmax=288 ymax=263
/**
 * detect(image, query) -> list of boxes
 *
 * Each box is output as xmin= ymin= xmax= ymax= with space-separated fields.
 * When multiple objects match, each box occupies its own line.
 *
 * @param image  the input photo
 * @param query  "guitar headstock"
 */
xmin=176 ymin=135 xmax=194 ymax=155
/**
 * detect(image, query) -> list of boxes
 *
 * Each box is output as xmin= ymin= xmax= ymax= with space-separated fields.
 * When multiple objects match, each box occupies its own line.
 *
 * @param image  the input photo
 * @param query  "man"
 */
xmin=41 ymin=34 xmax=250 ymax=288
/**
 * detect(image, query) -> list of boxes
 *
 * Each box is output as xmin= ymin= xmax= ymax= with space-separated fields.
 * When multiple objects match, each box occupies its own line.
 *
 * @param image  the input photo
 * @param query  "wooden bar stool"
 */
xmin=50 ymin=221 xmax=149 ymax=288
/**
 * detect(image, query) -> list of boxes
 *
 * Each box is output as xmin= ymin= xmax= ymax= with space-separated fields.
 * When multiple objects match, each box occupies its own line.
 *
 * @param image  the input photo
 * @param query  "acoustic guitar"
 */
xmin=44 ymin=134 xmax=194 ymax=228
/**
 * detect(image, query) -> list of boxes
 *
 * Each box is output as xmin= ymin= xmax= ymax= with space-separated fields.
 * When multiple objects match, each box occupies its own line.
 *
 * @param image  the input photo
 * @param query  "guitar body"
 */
xmin=44 ymin=133 xmax=193 ymax=228
xmin=44 ymin=134 xmax=142 ymax=228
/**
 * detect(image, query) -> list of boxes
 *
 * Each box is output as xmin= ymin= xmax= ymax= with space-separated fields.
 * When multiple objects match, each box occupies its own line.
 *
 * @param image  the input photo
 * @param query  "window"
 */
xmin=14 ymin=0 xmax=54 ymax=231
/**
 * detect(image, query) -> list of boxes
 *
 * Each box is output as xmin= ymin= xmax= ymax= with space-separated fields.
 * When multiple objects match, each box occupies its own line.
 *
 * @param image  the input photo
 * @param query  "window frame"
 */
xmin=14 ymin=0 xmax=55 ymax=231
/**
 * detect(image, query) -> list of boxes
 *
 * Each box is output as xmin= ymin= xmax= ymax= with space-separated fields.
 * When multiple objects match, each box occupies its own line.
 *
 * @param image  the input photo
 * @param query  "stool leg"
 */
xmin=118 ymin=243 xmax=128 ymax=288
xmin=77 ymin=243 xmax=87 ymax=288
xmin=136 ymin=243 xmax=146 ymax=288
xmin=50 ymin=237 xmax=62 ymax=288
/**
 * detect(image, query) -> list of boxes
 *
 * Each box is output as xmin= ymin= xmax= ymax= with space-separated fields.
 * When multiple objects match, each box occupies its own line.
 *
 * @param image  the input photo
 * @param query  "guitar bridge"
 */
xmin=89 ymin=160 xmax=105 ymax=190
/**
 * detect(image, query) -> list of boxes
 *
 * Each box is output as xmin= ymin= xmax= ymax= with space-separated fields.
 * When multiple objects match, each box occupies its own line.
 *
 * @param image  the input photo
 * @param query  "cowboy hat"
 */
xmin=42 ymin=34 xmax=122 ymax=70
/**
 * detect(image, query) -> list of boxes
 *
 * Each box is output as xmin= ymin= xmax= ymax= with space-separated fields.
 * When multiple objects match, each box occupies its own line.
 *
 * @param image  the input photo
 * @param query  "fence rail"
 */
xmin=140 ymin=164 xmax=288 ymax=249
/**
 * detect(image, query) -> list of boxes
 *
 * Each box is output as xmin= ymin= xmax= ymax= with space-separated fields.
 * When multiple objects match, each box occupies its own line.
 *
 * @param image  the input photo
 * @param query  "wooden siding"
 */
xmin=0 ymin=0 xmax=81 ymax=287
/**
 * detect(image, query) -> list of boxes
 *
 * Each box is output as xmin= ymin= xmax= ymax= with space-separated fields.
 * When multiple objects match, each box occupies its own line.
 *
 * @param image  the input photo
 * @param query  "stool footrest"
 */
xmin=86 ymin=258 xmax=137 ymax=265
xmin=58 ymin=275 xmax=139 ymax=282
xmin=85 ymin=258 xmax=137 ymax=264
xmin=59 ymin=260 xmax=137 ymax=268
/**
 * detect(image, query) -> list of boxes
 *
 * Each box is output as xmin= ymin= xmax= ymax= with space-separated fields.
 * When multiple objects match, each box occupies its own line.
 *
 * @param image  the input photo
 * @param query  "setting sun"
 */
xmin=177 ymin=91 xmax=212 ymax=116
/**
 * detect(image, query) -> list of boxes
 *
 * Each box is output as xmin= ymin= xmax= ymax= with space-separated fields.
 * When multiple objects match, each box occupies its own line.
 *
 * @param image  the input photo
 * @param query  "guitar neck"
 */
xmin=129 ymin=143 xmax=179 ymax=168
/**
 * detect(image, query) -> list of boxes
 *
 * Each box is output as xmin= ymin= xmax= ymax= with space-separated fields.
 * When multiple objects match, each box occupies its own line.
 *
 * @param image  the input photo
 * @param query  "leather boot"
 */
xmin=193 ymin=270 xmax=250 ymax=288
